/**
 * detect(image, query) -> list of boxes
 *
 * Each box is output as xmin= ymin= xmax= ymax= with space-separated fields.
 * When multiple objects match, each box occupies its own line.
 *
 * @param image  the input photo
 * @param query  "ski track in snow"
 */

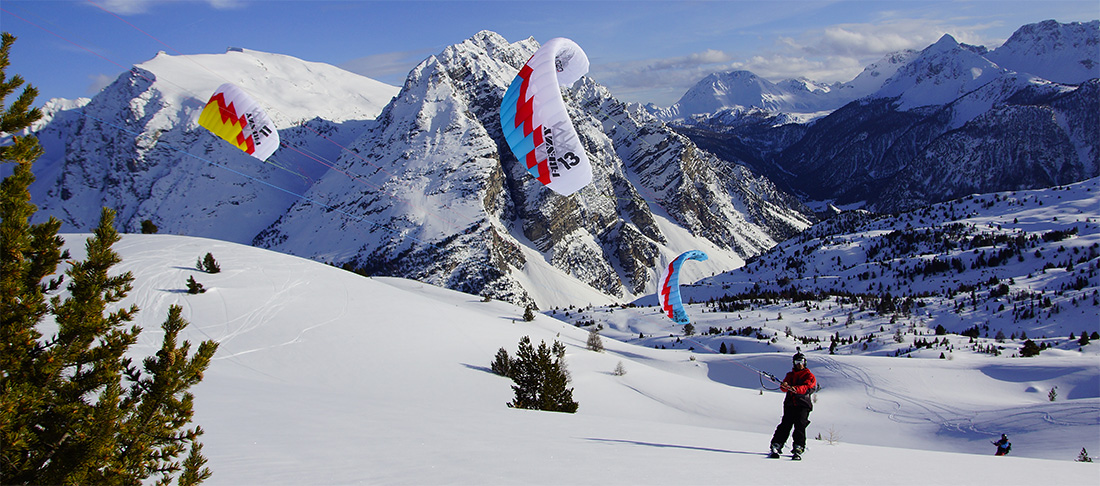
xmin=815 ymin=355 xmax=1100 ymax=437
xmin=212 ymin=267 xmax=351 ymax=360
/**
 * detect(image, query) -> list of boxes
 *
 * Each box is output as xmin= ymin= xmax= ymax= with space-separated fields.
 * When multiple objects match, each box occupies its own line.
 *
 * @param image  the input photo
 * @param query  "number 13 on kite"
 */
xmin=500 ymin=38 xmax=593 ymax=196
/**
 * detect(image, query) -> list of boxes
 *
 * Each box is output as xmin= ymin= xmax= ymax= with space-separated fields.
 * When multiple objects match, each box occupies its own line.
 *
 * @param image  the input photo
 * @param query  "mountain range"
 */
xmin=657 ymin=20 xmax=1098 ymax=122
xmin=11 ymin=20 xmax=1099 ymax=310
xmin=673 ymin=20 xmax=1098 ymax=214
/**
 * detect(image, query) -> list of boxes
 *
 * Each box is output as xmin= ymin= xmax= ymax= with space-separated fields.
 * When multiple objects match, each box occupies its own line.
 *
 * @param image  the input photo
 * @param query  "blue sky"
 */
xmin=2 ymin=0 xmax=1098 ymax=107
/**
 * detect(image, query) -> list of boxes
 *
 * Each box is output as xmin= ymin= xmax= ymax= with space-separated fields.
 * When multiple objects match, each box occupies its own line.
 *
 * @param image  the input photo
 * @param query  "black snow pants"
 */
xmin=771 ymin=402 xmax=811 ymax=449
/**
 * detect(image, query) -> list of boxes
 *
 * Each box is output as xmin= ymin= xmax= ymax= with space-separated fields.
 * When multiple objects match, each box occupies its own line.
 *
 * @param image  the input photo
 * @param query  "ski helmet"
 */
xmin=793 ymin=352 xmax=807 ymax=366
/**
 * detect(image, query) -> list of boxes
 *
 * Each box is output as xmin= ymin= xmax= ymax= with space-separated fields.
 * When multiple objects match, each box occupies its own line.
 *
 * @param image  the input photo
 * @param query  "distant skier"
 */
xmin=993 ymin=434 xmax=1011 ymax=456
xmin=769 ymin=352 xmax=817 ymax=460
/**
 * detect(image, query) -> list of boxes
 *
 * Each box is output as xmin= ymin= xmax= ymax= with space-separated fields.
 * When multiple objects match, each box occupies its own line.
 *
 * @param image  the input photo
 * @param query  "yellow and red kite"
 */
xmin=198 ymin=83 xmax=279 ymax=161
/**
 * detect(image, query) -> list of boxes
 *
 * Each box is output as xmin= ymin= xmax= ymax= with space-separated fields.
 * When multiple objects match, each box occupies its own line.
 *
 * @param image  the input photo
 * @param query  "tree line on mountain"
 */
xmin=693 ymin=287 xmax=1094 ymax=359
xmin=723 ymin=203 xmax=1098 ymax=338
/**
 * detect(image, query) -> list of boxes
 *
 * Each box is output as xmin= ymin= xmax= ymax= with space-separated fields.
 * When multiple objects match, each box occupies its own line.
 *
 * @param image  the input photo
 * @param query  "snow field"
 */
xmin=53 ymin=233 xmax=1099 ymax=485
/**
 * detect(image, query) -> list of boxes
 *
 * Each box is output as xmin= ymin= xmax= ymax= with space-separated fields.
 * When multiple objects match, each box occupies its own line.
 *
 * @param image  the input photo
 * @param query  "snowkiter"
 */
xmin=769 ymin=352 xmax=817 ymax=460
xmin=993 ymin=434 xmax=1011 ymax=456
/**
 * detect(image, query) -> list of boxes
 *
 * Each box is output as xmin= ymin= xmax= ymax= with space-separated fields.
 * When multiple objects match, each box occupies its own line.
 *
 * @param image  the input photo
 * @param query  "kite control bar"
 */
xmin=726 ymin=358 xmax=783 ymax=390
xmin=759 ymin=369 xmax=782 ymax=384
xmin=755 ymin=368 xmax=783 ymax=390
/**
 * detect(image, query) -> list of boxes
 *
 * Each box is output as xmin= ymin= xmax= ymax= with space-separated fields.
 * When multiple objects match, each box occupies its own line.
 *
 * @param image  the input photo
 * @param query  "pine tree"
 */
xmin=0 ymin=33 xmax=217 ymax=485
xmin=141 ymin=219 xmax=158 ymax=234
xmin=507 ymin=336 xmax=577 ymax=413
xmin=522 ymin=306 xmax=536 ymax=322
xmin=186 ymin=275 xmax=206 ymax=294
xmin=586 ymin=327 xmax=604 ymax=352
xmin=613 ymin=361 xmax=627 ymax=376
xmin=198 ymin=253 xmax=220 ymax=274
xmin=1076 ymin=447 xmax=1093 ymax=462
xmin=1020 ymin=339 xmax=1041 ymax=357
xmin=538 ymin=340 xmax=577 ymax=413
xmin=490 ymin=347 xmax=512 ymax=377
xmin=508 ymin=337 xmax=541 ymax=409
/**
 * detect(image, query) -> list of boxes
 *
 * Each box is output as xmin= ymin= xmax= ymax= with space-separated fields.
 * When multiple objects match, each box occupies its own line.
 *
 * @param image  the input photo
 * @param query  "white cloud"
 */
xmin=339 ymin=49 xmax=435 ymax=85
xmin=786 ymin=19 xmax=992 ymax=59
xmin=99 ymin=0 xmax=245 ymax=15
xmin=87 ymin=73 xmax=116 ymax=96
xmin=591 ymin=49 xmax=736 ymax=88
xmin=733 ymin=54 xmax=867 ymax=83
xmin=206 ymin=0 xmax=246 ymax=9
xmin=596 ymin=17 xmax=1011 ymax=105
xmin=98 ymin=0 xmax=151 ymax=15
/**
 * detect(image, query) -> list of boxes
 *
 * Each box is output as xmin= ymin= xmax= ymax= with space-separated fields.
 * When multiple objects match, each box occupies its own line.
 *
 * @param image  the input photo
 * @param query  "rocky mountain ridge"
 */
xmin=17 ymin=32 xmax=813 ymax=310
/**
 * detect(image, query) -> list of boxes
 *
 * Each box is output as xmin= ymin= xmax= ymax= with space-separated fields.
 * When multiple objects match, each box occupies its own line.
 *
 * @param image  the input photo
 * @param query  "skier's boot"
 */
xmin=791 ymin=445 xmax=804 ymax=461
xmin=768 ymin=443 xmax=782 ymax=459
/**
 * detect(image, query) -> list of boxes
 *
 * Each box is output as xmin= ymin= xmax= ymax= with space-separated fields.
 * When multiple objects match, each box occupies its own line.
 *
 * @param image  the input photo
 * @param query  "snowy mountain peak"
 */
xmin=659 ymin=70 xmax=848 ymax=122
xmin=872 ymin=30 xmax=1006 ymax=110
xmin=930 ymin=33 xmax=960 ymax=51
xmin=987 ymin=19 xmax=1100 ymax=84
xmin=132 ymin=47 xmax=400 ymax=127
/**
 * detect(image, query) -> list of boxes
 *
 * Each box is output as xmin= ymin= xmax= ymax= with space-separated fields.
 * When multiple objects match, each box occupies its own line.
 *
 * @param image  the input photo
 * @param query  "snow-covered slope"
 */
xmin=53 ymin=232 xmax=1098 ymax=484
xmin=551 ymin=178 xmax=1100 ymax=469
xmin=72 ymin=48 xmax=398 ymax=128
xmin=686 ymin=178 xmax=1100 ymax=336
xmin=838 ymin=49 xmax=920 ymax=101
xmin=667 ymin=20 xmax=1097 ymax=217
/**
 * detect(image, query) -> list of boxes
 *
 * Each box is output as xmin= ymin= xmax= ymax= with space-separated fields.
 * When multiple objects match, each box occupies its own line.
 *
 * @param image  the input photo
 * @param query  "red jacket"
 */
xmin=781 ymin=367 xmax=817 ymax=410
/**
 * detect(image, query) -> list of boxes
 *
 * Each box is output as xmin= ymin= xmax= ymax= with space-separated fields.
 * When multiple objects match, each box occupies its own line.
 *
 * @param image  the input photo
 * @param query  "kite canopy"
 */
xmin=658 ymin=250 xmax=709 ymax=325
xmin=198 ymin=83 xmax=279 ymax=161
xmin=499 ymin=37 xmax=592 ymax=195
